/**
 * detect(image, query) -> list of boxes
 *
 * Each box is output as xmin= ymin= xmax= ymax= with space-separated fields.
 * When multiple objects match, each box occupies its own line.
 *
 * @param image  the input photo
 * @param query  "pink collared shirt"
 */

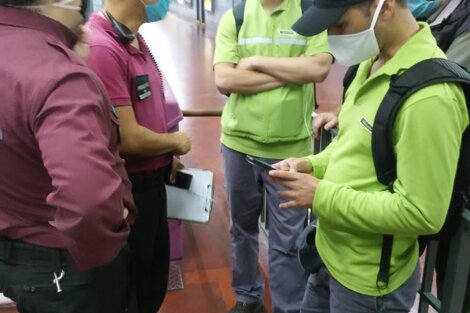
xmin=0 ymin=7 xmax=135 ymax=271
xmin=86 ymin=13 xmax=171 ymax=173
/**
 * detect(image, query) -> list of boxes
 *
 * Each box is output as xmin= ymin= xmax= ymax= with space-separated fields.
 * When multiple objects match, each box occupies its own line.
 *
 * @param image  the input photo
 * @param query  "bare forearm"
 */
xmin=251 ymin=54 xmax=332 ymax=84
xmin=215 ymin=66 xmax=286 ymax=94
xmin=120 ymin=125 xmax=178 ymax=157
xmin=115 ymin=106 xmax=190 ymax=158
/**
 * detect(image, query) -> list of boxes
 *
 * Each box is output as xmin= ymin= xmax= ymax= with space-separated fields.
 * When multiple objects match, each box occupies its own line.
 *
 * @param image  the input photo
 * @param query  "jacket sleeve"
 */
xmin=213 ymin=10 xmax=240 ymax=66
xmin=313 ymin=89 xmax=469 ymax=236
xmin=33 ymin=71 xmax=132 ymax=271
xmin=305 ymin=138 xmax=337 ymax=179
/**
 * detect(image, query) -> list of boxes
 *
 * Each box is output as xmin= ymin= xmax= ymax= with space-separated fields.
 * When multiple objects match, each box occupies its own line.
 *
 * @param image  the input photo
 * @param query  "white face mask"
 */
xmin=327 ymin=0 xmax=386 ymax=66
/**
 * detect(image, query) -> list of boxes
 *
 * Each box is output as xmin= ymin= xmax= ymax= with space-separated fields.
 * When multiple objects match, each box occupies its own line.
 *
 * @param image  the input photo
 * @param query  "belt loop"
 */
xmin=56 ymin=249 xmax=64 ymax=272
xmin=0 ymin=238 xmax=15 ymax=264
xmin=5 ymin=239 xmax=13 ymax=264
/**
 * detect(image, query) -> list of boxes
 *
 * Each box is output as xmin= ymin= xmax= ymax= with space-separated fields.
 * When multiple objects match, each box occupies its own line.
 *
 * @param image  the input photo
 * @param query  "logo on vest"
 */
xmin=278 ymin=29 xmax=297 ymax=36
xmin=360 ymin=117 xmax=373 ymax=134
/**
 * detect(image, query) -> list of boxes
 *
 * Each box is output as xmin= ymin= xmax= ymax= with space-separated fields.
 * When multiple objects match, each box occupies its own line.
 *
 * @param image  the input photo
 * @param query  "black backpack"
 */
xmin=232 ymin=0 xmax=313 ymax=38
xmin=343 ymin=59 xmax=470 ymax=288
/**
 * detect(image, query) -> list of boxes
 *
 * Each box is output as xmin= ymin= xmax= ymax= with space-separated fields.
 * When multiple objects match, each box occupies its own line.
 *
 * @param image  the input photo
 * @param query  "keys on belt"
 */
xmin=52 ymin=270 xmax=65 ymax=293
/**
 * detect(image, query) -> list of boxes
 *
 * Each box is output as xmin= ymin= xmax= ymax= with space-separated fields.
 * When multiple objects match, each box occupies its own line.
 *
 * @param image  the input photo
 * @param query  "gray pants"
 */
xmin=222 ymin=145 xmax=308 ymax=313
xmin=301 ymin=265 xmax=420 ymax=313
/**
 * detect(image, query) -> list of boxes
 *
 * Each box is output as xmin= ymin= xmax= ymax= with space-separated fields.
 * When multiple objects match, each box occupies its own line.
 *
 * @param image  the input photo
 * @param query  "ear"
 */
xmin=380 ymin=0 xmax=396 ymax=21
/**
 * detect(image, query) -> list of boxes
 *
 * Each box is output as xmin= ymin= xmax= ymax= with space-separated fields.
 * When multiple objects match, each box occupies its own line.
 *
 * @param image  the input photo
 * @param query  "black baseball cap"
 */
xmin=293 ymin=0 xmax=368 ymax=36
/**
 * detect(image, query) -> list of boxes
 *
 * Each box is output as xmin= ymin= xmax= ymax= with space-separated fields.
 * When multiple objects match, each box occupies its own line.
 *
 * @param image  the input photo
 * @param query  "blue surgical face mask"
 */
xmin=140 ymin=0 xmax=171 ymax=22
xmin=407 ymin=0 xmax=441 ymax=20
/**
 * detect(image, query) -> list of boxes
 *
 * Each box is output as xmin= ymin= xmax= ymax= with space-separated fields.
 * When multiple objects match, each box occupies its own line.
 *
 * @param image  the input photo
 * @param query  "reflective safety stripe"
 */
xmin=275 ymin=38 xmax=306 ymax=45
xmin=238 ymin=37 xmax=273 ymax=45
xmin=238 ymin=37 xmax=307 ymax=46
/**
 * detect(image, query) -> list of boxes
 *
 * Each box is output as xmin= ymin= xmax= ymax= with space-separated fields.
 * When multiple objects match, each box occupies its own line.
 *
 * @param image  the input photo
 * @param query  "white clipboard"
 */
xmin=165 ymin=168 xmax=214 ymax=223
xmin=0 ymin=293 xmax=14 ymax=308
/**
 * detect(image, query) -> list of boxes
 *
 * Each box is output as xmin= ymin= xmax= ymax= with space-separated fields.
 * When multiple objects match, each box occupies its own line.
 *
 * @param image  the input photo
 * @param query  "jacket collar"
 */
xmin=0 ymin=6 xmax=78 ymax=48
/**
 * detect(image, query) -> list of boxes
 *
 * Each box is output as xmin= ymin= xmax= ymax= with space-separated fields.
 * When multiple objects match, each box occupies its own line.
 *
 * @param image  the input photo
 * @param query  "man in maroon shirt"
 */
xmin=86 ymin=1 xmax=191 ymax=312
xmin=0 ymin=1 xmax=136 ymax=313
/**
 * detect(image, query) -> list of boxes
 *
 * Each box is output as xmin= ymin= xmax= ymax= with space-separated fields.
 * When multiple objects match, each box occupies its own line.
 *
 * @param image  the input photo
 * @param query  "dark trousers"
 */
xmin=0 ymin=238 xmax=130 ymax=313
xmin=300 ymin=265 xmax=420 ymax=313
xmin=128 ymin=168 xmax=170 ymax=313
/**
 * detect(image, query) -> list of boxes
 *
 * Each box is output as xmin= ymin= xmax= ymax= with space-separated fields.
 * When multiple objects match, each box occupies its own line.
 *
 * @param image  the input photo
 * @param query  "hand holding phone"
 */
xmin=171 ymin=170 xmax=193 ymax=189
xmin=246 ymin=155 xmax=274 ymax=171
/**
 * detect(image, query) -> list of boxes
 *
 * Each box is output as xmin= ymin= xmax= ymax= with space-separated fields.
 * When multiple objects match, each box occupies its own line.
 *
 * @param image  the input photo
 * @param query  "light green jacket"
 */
xmin=214 ymin=0 xmax=329 ymax=158
xmin=307 ymin=23 xmax=469 ymax=296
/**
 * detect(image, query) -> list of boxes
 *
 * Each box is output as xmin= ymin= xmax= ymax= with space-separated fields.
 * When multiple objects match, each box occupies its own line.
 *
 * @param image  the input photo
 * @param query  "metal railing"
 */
xmin=419 ymin=208 xmax=470 ymax=313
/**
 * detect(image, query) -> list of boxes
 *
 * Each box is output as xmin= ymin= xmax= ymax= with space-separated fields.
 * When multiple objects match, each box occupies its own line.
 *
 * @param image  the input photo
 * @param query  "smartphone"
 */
xmin=172 ymin=170 xmax=193 ymax=189
xmin=246 ymin=155 xmax=275 ymax=171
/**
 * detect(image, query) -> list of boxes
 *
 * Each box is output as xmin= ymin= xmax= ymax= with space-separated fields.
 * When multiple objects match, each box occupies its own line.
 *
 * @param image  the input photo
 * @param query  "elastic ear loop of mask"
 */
xmin=370 ymin=0 xmax=386 ymax=30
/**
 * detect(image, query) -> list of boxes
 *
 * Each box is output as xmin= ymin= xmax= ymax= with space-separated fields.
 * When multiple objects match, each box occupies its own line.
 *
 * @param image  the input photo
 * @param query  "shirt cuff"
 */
xmin=110 ymin=97 xmax=132 ymax=106
xmin=306 ymin=154 xmax=328 ymax=179
xmin=213 ymin=57 xmax=240 ymax=66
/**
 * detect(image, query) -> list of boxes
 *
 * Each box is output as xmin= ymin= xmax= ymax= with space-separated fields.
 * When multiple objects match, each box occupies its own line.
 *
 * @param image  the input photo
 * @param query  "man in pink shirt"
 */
xmin=86 ymin=1 xmax=191 ymax=312
xmin=0 ymin=1 xmax=136 ymax=313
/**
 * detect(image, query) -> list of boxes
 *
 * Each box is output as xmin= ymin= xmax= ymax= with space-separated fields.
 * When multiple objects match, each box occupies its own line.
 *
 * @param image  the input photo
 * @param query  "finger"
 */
xmin=324 ymin=119 xmax=338 ymax=130
xmin=277 ymin=190 xmax=297 ymax=199
xmin=281 ymin=160 xmax=295 ymax=171
xmin=123 ymin=208 xmax=129 ymax=219
xmin=269 ymin=170 xmax=298 ymax=181
xmin=174 ymin=158 xmax=184 ymax=169
xmin=289 ymin=163 xmax=300 ymax=173
xmin=269 ymin=174 xmax=298 ymax=188
xmin=277 ymin=163 xmax=291 ymax=171
xmin=269 ymin=176 xmax=289 ymax=186
xmin=313 ymin=114 xmax=326 ymax=127
xmin=279 ymin=200 xmax=298 ymax=209
xmin=312 ymin=118 xmax=325 ymax=138
xmin=312 ymin=123 xmax=321 ymax=137
xmin=170 ymin=171 xmax=177 ymax=184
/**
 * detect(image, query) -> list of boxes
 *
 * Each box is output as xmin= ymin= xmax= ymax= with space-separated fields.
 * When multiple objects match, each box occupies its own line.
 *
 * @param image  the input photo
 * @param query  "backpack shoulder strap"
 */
xmin=373 ymin=58 xmax=470 ymax=288
xmin=300 ymin=0 xmax=313 ymax=13
xmin=233 ymin=1 xmax=246 ymax=38
xmin=372 ymin=58 xmax=470 ymax=187
xmin=342 ymin=65 xmax=360 ymax=102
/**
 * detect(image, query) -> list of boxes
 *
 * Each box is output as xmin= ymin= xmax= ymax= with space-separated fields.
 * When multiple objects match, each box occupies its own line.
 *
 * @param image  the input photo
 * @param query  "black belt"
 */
xmin=0 ymin=237 xmax=71 ymax=267
xmin=128 ymin=165 xmax=170 ymax=192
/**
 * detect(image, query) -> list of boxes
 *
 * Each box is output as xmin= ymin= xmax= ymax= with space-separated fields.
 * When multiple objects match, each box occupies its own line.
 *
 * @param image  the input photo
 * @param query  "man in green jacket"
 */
xmin=269 ymin=0 xmax=469 ymax=311
xmin=213 ymin=0 xmax=332 ymax=311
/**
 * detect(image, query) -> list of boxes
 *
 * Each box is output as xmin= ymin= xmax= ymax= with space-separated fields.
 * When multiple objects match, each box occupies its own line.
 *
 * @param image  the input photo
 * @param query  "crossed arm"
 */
xmin=214 ymin=53 xmax=333 ymax=95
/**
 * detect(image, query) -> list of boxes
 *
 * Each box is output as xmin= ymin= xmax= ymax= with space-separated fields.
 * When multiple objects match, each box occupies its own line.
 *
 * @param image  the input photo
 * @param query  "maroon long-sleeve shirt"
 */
xmin=0 ymin=7 xmax=136 ymax=271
